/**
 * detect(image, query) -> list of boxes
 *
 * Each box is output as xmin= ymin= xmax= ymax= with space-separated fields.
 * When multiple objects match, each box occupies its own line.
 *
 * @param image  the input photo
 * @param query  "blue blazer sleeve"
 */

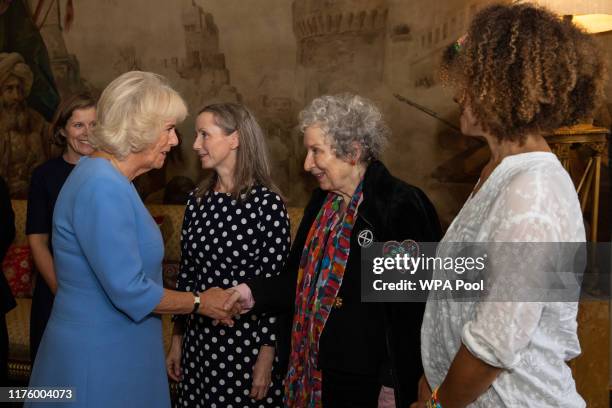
xmin=72 ymin=178 xmax=164 ymax=322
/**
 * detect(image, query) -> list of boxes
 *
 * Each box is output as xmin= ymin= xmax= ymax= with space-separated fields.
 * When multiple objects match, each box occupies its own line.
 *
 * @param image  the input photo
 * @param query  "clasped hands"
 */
xmin=198 ymin=286 xmax=247 ymax=326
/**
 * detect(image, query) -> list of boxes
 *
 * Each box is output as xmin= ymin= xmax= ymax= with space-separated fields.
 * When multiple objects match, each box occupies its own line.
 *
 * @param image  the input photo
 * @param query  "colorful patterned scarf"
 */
xmin=285 ymin=182 xmax=364 ymax=407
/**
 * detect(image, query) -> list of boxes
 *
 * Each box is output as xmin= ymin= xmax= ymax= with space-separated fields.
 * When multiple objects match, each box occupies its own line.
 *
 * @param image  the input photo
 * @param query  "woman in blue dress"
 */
xmin=26 ymin=71 xmax=239 ymax=407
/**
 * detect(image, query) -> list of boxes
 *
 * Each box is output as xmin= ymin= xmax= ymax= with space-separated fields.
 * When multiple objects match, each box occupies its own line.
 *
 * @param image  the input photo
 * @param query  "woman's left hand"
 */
xmin=250 ymin=345 xmax=275 ymax=400
xmin=409 ymin=376 xmax=432 ymax=408
xmin=418 ymin=375 xmax=432 ymax=401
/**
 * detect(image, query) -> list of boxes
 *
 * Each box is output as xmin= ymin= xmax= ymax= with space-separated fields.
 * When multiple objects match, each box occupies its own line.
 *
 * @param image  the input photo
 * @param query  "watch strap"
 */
xmin=192 ymin=292 xmax=201 ymax=314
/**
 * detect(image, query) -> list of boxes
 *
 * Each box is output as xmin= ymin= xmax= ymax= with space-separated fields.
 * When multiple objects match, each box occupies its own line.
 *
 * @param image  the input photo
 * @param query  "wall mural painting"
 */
xmin=1 ymin=0 xmax=609 ymax=230
xmin=0 ymin=0 xmax=60 ymax=198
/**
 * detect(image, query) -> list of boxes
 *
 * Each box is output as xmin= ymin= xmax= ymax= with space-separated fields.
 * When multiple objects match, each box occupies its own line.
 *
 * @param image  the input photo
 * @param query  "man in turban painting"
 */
xmin=0 ymin=52 xmax=48 ymax=198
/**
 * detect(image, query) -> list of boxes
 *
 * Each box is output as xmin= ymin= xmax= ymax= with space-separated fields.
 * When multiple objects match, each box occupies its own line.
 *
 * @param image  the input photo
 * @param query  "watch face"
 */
xmin=192 ymin=294 xmax=201 ymax=313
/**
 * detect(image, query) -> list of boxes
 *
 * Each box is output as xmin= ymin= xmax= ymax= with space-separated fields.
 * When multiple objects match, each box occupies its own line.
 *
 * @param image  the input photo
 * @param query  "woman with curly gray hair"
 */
xmin=228 ymin=93 xmax=442 ymax=407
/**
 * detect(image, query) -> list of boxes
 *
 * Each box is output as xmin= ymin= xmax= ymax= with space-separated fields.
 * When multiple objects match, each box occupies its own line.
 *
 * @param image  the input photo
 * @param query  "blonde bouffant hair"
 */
xmin=89 ymin=71 xmax=187 ymax=159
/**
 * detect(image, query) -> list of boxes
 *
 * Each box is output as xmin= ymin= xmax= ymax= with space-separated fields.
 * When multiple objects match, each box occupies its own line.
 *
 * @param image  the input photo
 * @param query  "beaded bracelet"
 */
xmin=426 ymin=386 xmax=443 ymax=408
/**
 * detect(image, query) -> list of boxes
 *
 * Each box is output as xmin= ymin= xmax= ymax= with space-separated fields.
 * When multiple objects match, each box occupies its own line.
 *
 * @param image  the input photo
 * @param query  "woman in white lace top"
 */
xmin=416 ymin=4 xmax=606 ymax=408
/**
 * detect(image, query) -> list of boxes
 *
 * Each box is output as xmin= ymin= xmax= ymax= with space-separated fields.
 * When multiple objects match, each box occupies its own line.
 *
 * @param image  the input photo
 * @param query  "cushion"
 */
xmin=287 ymin=207 xmax=303 ymax=240
xmin=147 ymin=204 xmax=185 ymax=262
xmin=2 ymin=244 xmax=33 ymax=298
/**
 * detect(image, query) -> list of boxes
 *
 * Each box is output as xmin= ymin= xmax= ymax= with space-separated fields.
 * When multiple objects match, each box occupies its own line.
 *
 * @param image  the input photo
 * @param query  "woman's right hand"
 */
xmin=166 ymin=334 xmax=183 ymax=382
xmin=199 ymin=287 xmax=242 ymax=320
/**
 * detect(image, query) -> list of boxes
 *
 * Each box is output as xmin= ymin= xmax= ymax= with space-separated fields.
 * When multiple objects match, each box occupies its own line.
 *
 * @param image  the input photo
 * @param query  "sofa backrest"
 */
xmin=9 ymin=200 xmax=305 ymax=262
xmin=147 ymin=204 xmax=304 ymax=262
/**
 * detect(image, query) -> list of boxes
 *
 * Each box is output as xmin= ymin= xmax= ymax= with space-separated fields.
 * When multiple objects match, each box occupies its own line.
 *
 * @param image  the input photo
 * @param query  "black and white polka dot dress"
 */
xmin=175 ymin=186 xmax=290 ymax=408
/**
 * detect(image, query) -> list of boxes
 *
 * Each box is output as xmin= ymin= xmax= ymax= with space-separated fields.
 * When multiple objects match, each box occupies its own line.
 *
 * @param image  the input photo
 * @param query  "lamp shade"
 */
xmin=573 ymin=14 xmax=612 ymax=33
xmin=518 ymin=0 xmax=612 ymax=33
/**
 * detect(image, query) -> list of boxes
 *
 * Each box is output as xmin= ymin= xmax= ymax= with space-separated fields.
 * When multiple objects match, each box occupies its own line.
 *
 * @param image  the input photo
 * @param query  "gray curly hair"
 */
xmin=299 ymin=94 xmax=389 ymax=162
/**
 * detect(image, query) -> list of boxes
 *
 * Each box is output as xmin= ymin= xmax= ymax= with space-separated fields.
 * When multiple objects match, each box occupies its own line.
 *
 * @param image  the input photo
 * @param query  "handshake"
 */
xmin=198 ymin=284 xmax=253 ymax=326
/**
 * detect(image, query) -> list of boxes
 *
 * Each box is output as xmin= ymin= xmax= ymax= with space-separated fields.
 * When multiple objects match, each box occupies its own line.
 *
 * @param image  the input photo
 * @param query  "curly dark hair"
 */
xmin=441 ymin=3 xmax=606 ymax=142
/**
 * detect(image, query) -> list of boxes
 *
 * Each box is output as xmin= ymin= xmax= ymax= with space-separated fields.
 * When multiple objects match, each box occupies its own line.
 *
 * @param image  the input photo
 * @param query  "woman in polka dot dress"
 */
xmin=167 ymin=103 xmax=290 ymax=408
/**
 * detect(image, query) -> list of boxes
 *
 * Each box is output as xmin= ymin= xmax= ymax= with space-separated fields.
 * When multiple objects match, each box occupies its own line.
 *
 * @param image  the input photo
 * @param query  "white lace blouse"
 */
xmin=421 ymin=152 xmax=586 ymax=407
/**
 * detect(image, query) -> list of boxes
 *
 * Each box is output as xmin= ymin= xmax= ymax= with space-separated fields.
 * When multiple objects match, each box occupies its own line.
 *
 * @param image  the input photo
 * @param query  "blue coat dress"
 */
xmin=26 ymin=157 xmax=168 ymax=407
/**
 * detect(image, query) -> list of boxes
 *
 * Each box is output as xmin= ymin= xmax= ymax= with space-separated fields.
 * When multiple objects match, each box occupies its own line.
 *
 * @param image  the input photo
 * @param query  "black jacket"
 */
xmin=1 ymin=176 xmax=16 ymax=314
xmin=248 ymin=161 xmax=441 ymax=407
